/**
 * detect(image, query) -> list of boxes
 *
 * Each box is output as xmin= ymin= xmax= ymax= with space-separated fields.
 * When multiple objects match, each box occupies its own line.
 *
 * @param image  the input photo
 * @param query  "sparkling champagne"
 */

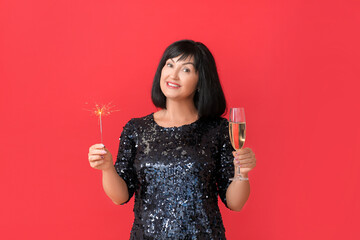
xmin=229 ymin=122 xmax=246 ymax=150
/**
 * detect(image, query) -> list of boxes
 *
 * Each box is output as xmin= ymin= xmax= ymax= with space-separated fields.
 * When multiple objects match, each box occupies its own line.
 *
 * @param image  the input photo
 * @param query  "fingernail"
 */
xmin=101 ymin=150 xmax=107 ymax=154
xmin=100 ymin=143 xmax=105 ymax=147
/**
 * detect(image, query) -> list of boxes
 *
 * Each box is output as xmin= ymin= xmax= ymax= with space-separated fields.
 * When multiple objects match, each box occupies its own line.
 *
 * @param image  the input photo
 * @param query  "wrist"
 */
xmin=240 ymin=173 xmax=248 ymax=178
xmin=233 ymin=170 xmax=248 ymax=178
xmin=102 ymin=164 xmax=115 ymax=173
xmin=232 ymin=172 xmax=249 ymax=181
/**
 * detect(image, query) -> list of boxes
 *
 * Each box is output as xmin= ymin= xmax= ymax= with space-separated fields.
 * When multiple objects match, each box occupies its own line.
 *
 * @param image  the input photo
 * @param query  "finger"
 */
xmin=90 ymin=149 xmax=107 ymax=155
xmin=88 ymin=155 xmax=105 ymax=162
xmin=234 ymin=148 xmax=251 ymax=155
xmin=89 ymin=155 xmax=103 ymax=162
xmin=236 ymin=158 xmax=254 ymax=164
xmin=234 ymin=155 xmax=252 ymax=162
xmin=94 ymin=143 xmax=105 ymax=149
xmin=91 ymin=160 xmax=104 ymax=167
xmin=235 ymin=152 xmax=253 ymax=159
xmin=232 ymin=150 xmax=247 ymax=157
xmin=243 ymin=147 xmax=253 ymax=154
xmin=89 ymin=143 xmax=105 ymax=151
xmin=242 ymin=160 xmax=256 ymax=166
xmin=234 ymin=158 xmax=256 ymax=166
xmin=233 ymin=158 xmax=246 ymax=165
xmin=239 ymin=162 xmax=256 ymax=168
xmin=234 ymin=158 xmax=254 ymax=166
xmin=235 ymin=147 xmax=251 ymax=154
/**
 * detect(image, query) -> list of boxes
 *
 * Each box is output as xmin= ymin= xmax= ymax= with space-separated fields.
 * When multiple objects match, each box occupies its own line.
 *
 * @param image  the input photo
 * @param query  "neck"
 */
xmin=163 ymin=98 xmax=198 ymax=123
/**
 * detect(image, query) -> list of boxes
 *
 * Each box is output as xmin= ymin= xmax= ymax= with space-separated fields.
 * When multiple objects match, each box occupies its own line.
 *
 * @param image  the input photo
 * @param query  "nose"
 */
xmin=170 ymin=67 xmax=180 ymax=80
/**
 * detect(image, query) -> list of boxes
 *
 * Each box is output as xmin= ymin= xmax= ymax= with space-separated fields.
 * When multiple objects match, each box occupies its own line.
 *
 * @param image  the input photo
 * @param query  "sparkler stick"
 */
xmin=85 ymin=102 xmax=120 ymax=143
xmin=99 ymin=111 xmax=103 ymax=143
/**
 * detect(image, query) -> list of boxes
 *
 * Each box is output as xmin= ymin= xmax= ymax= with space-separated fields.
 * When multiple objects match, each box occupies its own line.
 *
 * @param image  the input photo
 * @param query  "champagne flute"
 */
xmin=229 ymin=107 xmax=247 ymax=181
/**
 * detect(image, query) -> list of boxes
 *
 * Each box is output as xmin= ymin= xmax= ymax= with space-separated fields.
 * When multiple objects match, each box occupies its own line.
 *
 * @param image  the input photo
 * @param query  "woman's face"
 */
xmin=160 ymin=55 xmax=199 ymax=102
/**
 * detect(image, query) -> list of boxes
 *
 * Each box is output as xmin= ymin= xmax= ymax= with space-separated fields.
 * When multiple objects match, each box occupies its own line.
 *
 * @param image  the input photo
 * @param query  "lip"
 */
xmin=166 ymin=81 xmax=181 ymax=89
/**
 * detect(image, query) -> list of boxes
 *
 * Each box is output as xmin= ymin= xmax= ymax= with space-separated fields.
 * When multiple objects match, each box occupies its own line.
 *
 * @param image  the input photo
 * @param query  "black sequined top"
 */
xmin=114 ymin=113 xmax=235 ymax=239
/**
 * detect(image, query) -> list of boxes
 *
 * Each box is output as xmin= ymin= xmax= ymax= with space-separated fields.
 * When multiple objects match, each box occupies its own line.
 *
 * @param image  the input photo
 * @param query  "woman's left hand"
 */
xmin=233 ymin=147 xmax=257 ymax=176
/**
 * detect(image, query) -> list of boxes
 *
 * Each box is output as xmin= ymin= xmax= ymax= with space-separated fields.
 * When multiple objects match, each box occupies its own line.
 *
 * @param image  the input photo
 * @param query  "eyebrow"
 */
xmin=169 ymin=58 xmax=195 ymax=66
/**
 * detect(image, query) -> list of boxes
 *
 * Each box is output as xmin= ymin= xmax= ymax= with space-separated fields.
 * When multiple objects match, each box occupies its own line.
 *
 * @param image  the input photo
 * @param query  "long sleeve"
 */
xmin=215 ymin=118 xmax=235 ymax=208
xmin=114 ymin=119 xmax=138 ymax=204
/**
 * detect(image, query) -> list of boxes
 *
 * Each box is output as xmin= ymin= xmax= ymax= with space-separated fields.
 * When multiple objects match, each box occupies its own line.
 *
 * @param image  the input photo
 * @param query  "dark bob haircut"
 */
xmin=151 ymin=39 xmax=227 ymax=119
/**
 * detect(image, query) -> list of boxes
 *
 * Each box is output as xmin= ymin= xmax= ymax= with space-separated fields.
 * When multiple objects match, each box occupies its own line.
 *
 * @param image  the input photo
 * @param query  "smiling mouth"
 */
xmin=167 ymin=82 xmax=181 ymax=88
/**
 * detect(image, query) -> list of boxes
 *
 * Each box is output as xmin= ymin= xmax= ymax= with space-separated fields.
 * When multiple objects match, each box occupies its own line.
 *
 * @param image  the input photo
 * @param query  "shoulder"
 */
xmin=128 ymin=113 xmax=153 ymax=125
xmin=200 ymin=116 xmax=228 ymax=129
xmin=204 ymin=117 xmax=229 ymax=139
xmin=197 ymin=117 xmax=228 ymax=141
xmin=120 ymin=113 xmax=154 ymax=139
xmin=122 ymin=113 xmax=154 ymax=131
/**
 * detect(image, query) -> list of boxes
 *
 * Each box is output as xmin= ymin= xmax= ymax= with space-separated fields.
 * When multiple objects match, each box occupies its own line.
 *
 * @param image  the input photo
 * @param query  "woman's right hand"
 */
xmin=88 ymin=143 xmax=113 ymax=171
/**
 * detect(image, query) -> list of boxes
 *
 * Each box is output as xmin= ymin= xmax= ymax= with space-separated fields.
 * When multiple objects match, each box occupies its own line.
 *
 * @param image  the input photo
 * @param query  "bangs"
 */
xmin=163 ymin=44 xmax=200 ymax=70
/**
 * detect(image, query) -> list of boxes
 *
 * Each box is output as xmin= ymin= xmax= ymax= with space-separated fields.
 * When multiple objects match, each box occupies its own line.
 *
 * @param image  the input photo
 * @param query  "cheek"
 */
xmin=161 ymin=67 xmax=169 ymax=77
xmin=188 ymin=76 xmax=199 ymax=90
xmin=159 ymin=74 xmax=166 ymax=93
xmin=159 ymin=69 xmax=166 ymax=83
xmin=160 ymin=70 xmax=168 ymax=84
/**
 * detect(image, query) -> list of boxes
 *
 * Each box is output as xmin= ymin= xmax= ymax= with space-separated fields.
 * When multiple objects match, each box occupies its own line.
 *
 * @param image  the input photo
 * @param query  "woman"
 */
xmin=88 ymin=40 xmax=257 ymax=239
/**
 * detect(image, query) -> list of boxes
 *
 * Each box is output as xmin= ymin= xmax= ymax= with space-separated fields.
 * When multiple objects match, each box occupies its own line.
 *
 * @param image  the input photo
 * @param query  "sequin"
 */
xmin=114 ymin=113 xmax=234 ymax=239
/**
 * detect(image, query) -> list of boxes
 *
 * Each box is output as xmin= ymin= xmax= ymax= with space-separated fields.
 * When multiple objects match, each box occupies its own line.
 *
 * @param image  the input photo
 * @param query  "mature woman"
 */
xmin=88 ymin=39 xmax=256 ymax=239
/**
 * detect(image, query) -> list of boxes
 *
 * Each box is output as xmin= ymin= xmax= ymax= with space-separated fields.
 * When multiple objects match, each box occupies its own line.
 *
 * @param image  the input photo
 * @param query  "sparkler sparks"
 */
xmin=85 ymin=102 xmax=120 ymax=143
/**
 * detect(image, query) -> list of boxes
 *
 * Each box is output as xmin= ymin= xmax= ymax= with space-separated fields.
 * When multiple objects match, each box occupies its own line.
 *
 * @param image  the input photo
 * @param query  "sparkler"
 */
xmin=86 ymin=102 xmax=120 ymax=143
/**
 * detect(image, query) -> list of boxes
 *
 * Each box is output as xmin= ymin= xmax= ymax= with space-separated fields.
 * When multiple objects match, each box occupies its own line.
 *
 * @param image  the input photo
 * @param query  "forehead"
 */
xmin=169 ymin=54 xmax=195 ymax=63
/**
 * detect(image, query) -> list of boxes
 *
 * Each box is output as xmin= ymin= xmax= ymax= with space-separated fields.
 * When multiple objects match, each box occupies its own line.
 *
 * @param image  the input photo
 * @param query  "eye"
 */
xmin=183 ymin=68 xmax=190 ymax=73
xmin=166 ymin=62 xmax=173 ymax=67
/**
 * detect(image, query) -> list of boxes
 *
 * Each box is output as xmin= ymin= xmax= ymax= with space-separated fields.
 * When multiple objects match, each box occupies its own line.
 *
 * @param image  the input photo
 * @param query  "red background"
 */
xmin=1 ymin=0 xmax=359 ymax=239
